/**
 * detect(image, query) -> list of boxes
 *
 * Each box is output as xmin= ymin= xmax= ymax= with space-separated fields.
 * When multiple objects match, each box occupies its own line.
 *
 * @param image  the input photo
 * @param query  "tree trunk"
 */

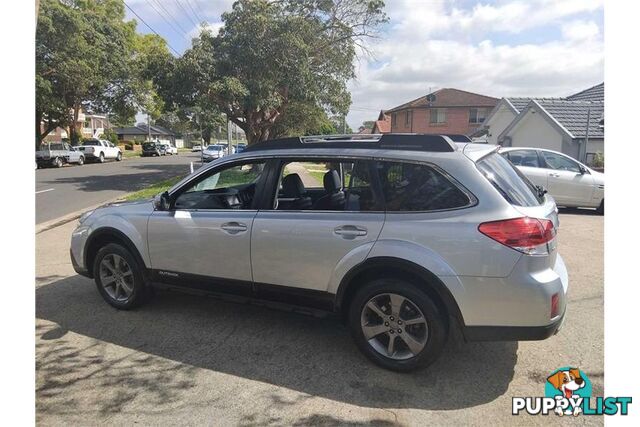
xmin=36 ymin=111 xmax=43 ymax=150
xmin=69 ymin=104 xmax=81 ymax=145
xmin=202 ymin=127 xmax=212 ymax=144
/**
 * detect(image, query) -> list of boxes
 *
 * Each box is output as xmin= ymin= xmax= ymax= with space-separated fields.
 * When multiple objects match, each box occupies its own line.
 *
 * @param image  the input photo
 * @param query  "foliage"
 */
xmin=591 ymin=152 xmax=604 ymax=168
xmin=359 ymin=120 xmax=375 ymax=132
xmin=124 ymin=176 xmax=185 ymax=201
xmin=99 ymin=128 xmax=119 ymax=145
xmin=182 ymin=0 xmax=387 ymax=144
xmin=36 ymin=0 xmax=173 ymax=148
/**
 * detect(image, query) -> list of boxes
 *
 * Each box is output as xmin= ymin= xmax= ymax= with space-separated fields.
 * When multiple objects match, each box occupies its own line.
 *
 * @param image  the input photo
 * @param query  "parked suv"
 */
xmin=70 ymin=134 xmax=568 ymax=371
xmin=141 ymin=142 xmax=166 ymax=157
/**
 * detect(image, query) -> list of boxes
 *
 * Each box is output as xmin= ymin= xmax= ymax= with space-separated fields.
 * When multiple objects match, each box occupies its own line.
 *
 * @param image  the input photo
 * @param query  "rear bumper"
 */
xmin=463 ymin=309 xmax=565 ymax=341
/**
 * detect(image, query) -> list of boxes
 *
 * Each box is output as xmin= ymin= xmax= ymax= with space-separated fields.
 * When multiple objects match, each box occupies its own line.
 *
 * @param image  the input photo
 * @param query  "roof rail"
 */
xmin=243 ymin=133 xmax=457 ymax=153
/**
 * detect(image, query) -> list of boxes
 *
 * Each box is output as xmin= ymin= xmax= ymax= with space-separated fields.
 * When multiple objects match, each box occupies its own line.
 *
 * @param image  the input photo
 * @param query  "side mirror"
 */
xmin=578 ymin=165 xmax=587 ymax=174
xmin=153 ymin=191 xmax=171 ymax=211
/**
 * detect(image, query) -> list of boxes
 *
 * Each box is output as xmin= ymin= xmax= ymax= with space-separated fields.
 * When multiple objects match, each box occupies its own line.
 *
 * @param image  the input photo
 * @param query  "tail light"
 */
xmin=550 ymin=292 xmax=560 ymax=318
xmin=478 ymin=217 xmax=556 ymax=255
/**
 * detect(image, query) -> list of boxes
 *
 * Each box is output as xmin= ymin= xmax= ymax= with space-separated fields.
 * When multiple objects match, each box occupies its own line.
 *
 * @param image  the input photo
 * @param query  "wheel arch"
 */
xmin=84 ymin=227 xmax=148 ymax=280
xmin=335 ymin=257 xmax=465 ymax=327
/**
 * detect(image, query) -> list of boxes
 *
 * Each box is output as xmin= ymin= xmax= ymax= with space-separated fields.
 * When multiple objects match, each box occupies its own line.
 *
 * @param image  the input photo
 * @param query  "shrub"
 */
xmin=591 ymin=152 xmax=604 ymax=168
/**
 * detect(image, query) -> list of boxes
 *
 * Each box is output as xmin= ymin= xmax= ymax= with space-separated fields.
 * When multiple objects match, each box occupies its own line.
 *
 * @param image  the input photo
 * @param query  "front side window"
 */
xmin=377 ymin=161 xmax=471 ymax=211
xmin=272 ymin=159 xmax=378 ymax=211
xmin=504 ymin=150 xmax=541 ymax=168
xmin=541 ymin=151 xmax=581 ymax=173
xmin=430 ymin=108 xmax=447 ymax=124
xmin=174 ymin=161 xmax=265 ymax=210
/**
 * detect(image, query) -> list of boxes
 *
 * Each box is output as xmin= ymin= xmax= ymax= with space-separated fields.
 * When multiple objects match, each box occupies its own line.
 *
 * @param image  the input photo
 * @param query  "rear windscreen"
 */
xmin=143 ymin=143 xmax=155 ymax=149
xmin=477 ymin=153 xmax=544 ymax=206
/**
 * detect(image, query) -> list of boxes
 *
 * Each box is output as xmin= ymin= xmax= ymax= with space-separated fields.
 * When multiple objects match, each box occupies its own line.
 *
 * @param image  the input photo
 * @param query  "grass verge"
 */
xmin=124 ymin=176 xmax=185 ymax=201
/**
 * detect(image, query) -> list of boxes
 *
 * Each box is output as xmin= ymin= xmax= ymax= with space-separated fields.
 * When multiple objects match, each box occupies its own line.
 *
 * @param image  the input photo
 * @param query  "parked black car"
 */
xmin=141 ymin=142 xmax=166 ymax=157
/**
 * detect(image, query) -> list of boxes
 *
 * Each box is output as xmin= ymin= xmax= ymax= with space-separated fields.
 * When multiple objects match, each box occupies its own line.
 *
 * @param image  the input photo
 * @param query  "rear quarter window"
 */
xmin=477 ymin=153 xmax=544 ymax=206
xmin=377 ymin=161 xmax=473 ymax=211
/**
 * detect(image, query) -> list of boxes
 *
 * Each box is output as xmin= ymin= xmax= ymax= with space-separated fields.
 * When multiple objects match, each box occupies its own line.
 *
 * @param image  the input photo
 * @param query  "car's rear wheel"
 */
xmin=98 ymin=152 xmax=105 ymax=163
xmin=77 ymin=156 xmax=84 ymax=165
xmin=116 ymin=152 xmax=122 ymax=161
xmin=93 ymin=243 xmax=149 ymax=310
xmin=348 ymin=278 xmax=447 ymax=372
xmin=54 ymin=157 xmax=63 ymax=168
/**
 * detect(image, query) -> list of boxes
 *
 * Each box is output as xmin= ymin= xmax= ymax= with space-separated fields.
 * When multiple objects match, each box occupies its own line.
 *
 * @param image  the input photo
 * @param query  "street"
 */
xmin=35 ymin=211 xmax=603 ymax=426
xmin=35 ymin=153 xmax=201 ymax=224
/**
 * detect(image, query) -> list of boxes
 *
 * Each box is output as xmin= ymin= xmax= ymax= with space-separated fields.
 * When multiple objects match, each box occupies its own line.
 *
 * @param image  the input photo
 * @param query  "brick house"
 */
xmin=386 ymin=88 xmax=499 ymax=135
xmin=371 ymin=110 xmax=391 ymax=133
xmin=41 ymin=108 xmax=110 ymax=143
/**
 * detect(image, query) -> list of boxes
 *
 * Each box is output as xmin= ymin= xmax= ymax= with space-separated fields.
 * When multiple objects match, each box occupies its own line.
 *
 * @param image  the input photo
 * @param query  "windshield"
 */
xmin=82 ymin=140 xmax=101 ymax=146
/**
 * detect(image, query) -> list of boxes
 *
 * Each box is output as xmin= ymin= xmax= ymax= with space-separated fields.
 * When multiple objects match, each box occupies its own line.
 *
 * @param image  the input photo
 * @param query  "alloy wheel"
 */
xmin=360 ymin=293 xmax=429 ymax=360
xmin=99 ymin=253 xmax=134 ymax=302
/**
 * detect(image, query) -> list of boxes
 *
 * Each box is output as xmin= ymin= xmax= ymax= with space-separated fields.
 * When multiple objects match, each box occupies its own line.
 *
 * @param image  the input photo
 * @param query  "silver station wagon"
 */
xmin=70 ymin=134 xmax=568 ymax=371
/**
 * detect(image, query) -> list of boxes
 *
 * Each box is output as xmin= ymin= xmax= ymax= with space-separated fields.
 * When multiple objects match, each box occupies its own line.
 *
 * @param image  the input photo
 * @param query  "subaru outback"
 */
xmin=70 ymin=134 xmax=568 ymax=371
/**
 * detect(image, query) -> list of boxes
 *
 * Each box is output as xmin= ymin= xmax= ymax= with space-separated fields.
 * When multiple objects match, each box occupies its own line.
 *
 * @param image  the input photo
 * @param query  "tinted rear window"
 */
xmin=143 ymin=143 xmax=156 ymax=149
xmin=477 ymin=153 xmax=544 ymax=206
xmin=377 ymin=161 xmax=472 ymax=211
xmin=82 ymin=140 xmax=101 ymax=146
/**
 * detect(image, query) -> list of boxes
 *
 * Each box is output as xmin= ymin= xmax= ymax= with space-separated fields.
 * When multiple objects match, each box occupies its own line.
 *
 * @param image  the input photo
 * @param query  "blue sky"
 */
xmin=125 ymin=0 xmax=604 ymax=128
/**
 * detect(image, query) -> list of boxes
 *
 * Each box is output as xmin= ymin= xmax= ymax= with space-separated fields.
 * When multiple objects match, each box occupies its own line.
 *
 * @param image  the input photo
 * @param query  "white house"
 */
xmin=481 ymin=83 xmax=604 ymax=165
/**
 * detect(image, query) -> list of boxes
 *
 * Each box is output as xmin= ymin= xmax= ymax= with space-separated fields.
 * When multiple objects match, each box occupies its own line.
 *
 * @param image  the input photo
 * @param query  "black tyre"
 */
xmin=596 ymin=199 xmax=604 ymax=215
xmin=116 ymin=152 xmax=122 ymax=161
xmin=54 ymin=157 xmax=63 ymax=168
xmin=77 ymin=156 xmax=84 ymax=165
xmin=93 ymin=243 xmax=150 ymax=310
xmin=348 ymin=278 xmax=447 ymax=372
xmin=98 ymin=152 xmax=105 ymax=163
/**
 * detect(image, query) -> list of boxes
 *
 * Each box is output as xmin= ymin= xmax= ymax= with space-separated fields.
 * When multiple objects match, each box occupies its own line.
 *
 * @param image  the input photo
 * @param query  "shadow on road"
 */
xmin=36 ymin=275 xmax=517 ymax=412
xmin=40 ymin=163 xmax=193 ymax=193
xmin=558 ymin=207 xmax=601 ymax=216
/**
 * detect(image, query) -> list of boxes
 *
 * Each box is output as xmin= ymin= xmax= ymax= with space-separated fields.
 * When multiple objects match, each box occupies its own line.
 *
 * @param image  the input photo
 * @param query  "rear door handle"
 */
xmin=221 ymin=222 xmax=248 ymax=234
xmin=334 ymin=225 xmax=367 ymax=239
xmin=549 ymin=173 xmax=559 ymax=177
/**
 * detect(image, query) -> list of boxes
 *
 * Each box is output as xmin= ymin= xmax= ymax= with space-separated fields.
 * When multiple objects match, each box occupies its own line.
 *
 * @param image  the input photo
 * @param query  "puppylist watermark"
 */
xmin=512 ymin=367 xmax=632 ymax=417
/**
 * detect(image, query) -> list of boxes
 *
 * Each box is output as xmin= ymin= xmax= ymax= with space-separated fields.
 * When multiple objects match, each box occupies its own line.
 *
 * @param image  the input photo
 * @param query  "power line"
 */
xmin=185 ymin=0 xmax=205 ymax=24
xmin=191 ymin=0 xmax=207 ymax=22
xmin=144 ymin=0 xmax=188 ymax=39
xmin=175 ymin=0 xmax=199 ymax=28
xmin=152 ymin=0 xmax=189 ymax=35
xmin=121 ymin=0 xmax=181 ymax=56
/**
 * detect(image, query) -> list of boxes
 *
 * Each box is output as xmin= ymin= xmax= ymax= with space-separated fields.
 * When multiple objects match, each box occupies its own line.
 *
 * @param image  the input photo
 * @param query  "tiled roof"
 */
xmin=506 ymin=97 xmax=564 ymax=113
xmin=566 ymin=82 xmax=604 ymax=102
xmin=387 ymin=88 xmax=498 ymax=113
xmin=373 ymin=118 xmax=391 ymax=133
xmin=535 ymin=100 xmax=604 ymax=139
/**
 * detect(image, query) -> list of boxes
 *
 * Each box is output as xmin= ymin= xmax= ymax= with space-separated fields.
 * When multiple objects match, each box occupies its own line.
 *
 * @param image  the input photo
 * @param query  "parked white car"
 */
xmin=202 ymin=144 xmax=225 ymax=162
xmin=78 ymin=139 xmax=122 ymax=163
xmin=191 ymin=144 xmax=202 ymax=152
xmin=160 ymin=142 xmax=178 ymax=155
xmin=500 ymin=147 xmax=604 ymax=214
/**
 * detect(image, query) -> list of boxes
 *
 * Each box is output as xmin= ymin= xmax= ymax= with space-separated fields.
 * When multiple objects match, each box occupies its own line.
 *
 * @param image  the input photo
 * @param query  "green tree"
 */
xmin=184 ymin=0 xmax=386 ymax=144
xmin=36 ymin=0 xmax=172 ymax=147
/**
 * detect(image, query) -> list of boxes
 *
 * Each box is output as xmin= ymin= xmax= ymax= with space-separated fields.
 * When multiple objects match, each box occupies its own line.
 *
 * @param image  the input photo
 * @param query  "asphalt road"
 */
xmin=35 ymin=153 xmax=203 ymax=224
xmin=35 ymin=210 xmax=603 ymax=425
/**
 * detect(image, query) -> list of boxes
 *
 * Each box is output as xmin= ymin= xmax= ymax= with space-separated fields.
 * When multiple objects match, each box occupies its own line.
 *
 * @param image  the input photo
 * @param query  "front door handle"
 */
xmin=221 ymin=222 xmax=248 ymax=234
xmin=549 ymin=172 xmax=560 ymax=178
xmin=334 ymin=225 xmax=367 ymax=239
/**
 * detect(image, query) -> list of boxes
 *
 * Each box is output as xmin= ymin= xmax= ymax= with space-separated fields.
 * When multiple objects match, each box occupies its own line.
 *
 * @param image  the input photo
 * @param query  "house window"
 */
xmin=430 ymin=108 xmax=446 ymax=124
xmin=469 ymin=108 xmax=487 ymax=124
xmin=405 ymin=110 xmax=412 ymax=126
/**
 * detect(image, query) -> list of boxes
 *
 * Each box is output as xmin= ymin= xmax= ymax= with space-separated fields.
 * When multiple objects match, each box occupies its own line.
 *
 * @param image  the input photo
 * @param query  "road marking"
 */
xmin=36 ymin=188 xmax=55 ymax=194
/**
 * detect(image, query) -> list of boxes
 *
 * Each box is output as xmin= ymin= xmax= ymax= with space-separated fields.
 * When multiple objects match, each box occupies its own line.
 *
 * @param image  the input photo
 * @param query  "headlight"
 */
xmin=78 ymin=210 xmax=94 ymax=224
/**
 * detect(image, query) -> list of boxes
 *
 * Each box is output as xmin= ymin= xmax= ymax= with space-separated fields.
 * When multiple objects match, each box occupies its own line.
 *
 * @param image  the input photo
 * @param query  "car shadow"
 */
xmin=558 ymin=207 xmax=601 ymax=216
xmin=36 ymin=275 xmax=517 ymax=411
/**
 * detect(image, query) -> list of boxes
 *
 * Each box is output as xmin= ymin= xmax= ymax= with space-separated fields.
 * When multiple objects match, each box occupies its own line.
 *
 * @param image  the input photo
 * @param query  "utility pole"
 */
xmin=227 ymin=114 xmax=233 ymax=155
xmin=343 ymin=115 xmax=347 ymax=134
xmin=147 ymin=113 xmax=151 ymax=142
xmin=584 ymin=108 xmax=591 ymax=164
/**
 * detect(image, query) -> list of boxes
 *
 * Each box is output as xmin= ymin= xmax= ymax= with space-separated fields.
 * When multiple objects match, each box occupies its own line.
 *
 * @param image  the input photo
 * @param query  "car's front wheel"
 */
xmin=348 ymin=278 xmax=447 ymax=372
xmin=93 ymin=243 xmax=150 ymax=310
xmin=116 ymin=152 xmax=122 ymax=161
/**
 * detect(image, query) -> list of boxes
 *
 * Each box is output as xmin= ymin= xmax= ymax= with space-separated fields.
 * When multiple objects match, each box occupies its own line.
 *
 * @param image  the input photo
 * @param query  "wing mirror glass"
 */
xmin=154 ymin=191 xmax=171 ymax=211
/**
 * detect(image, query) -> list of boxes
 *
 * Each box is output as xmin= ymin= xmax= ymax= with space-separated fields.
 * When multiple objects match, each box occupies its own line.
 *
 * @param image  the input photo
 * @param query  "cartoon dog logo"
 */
xmin=547 ymin=368 xmax=586 ymax=416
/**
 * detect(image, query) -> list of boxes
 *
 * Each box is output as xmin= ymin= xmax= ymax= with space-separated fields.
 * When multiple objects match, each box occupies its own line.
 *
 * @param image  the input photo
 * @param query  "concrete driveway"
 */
xmin=36 ymin=210 xmax=603 ymax=425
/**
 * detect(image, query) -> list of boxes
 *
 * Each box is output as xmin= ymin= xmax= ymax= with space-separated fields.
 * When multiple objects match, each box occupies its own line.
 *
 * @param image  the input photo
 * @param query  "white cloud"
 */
xmin=347 ymin=0 xmax=604 ymax=127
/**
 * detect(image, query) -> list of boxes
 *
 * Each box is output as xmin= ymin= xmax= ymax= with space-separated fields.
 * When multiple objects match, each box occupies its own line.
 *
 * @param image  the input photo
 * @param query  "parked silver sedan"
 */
xmin=500 ymin=147 xmax=604 ymax=214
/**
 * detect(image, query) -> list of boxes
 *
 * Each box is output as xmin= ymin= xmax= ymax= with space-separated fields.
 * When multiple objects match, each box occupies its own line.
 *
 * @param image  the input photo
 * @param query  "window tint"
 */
xmin=82 ymin=140 xmax=101 ymax=146
xmin=273 ymin=159 xmax=378 ymax=211
xmin=541 ymin=151 xmax=581 ymax=172
xmin=505 ymin=150 xmax=541 ymax=168
xmin=377 ymin=161 xmax=471 ymax=211
xmin=477 ymin=153 xmax=544 ymax=206
xmin=174 ymin=161 xmax=265 ymax=210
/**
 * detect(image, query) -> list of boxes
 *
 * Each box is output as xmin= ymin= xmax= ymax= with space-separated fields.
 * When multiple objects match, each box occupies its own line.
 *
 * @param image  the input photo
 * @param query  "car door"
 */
xmin=539 ymin=150 xmax=594 ymax=206
xmin=147 ymin=159 xmax=268 ymax=294
xmin=106 ymin=141 xmax=119 ymax=158
xmin=251 ymin=157 xmax=385 ymax=293
xmin=502 ymin=149 xmax=548 ymax=190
